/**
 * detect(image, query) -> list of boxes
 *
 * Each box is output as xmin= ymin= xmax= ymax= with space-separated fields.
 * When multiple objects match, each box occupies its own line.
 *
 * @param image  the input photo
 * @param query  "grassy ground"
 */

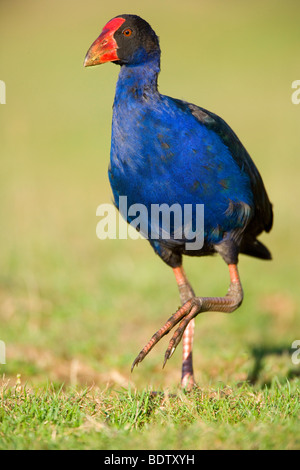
xmin=1 ymin=380 xmax=299 ymax=450
xmin=1 ymin=0 xmax=300 ymax=450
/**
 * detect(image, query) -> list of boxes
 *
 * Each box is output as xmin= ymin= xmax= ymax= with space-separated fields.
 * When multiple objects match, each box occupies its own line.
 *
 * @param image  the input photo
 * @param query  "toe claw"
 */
xmin=162 ymin=346 xmax=175 ymax=369
xmin=131 ymin=352 xmax=143 ymax=372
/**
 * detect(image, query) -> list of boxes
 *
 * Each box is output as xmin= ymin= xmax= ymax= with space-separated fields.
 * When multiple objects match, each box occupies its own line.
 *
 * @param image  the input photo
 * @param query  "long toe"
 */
xmin=131 ymin=298 xmax=196 ymax=371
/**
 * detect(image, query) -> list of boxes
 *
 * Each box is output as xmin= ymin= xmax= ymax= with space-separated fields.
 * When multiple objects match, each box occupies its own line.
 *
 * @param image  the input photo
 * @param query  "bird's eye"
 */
xmin=122 ymin=28 xmax=133 ymax=37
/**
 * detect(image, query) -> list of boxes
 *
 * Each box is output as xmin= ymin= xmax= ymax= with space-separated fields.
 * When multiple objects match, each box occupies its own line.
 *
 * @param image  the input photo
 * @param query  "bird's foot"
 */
xmin=131 ymin=297 xmax=202 ymax=372
xmin=131 ymin=280 xmax=243 ymax=372
xmin=181 ymin=362 xmax=196 ymax=391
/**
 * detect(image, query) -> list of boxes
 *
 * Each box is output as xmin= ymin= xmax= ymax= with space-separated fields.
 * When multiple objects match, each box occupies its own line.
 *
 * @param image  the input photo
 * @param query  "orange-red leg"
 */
xmin=131 ymin=264 xmax=243 ymax=384
xmin=173 ymin=266 xmax=196 ymax=389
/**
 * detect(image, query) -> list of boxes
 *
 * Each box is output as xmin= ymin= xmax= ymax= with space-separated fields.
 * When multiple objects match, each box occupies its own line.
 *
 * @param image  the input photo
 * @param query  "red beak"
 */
xmin=84 ymin=17 xmax=125 ymax=67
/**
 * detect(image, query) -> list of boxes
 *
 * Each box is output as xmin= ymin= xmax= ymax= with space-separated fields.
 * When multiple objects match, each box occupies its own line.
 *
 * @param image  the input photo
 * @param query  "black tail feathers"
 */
xmin=241 ymin=239 xmax=272 ymax=260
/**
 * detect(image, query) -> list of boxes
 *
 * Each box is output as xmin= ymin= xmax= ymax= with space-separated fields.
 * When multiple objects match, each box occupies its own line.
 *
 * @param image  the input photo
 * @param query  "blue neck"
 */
xmin=114 ymin=53 xmax=160 ymax=103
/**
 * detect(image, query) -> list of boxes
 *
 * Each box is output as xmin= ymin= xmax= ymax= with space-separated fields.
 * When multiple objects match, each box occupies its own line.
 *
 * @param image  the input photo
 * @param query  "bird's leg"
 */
xmin=131 ymin=264 xmax=243 ymax=372
xmin=173 ymin=266 xmax=196 ymax=389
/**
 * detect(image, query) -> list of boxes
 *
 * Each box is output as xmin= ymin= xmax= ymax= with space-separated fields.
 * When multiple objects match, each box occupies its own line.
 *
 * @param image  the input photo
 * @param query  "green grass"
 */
xmin=1 ymin=0 xmax=300 ymax=450
xmin=1 ymin=380 xmax=299 ymax=450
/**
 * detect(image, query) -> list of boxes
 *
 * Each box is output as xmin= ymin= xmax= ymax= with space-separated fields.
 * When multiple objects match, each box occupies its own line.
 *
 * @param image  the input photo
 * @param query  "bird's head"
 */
xmin=84 ymin=14 xmax=160 ymax=68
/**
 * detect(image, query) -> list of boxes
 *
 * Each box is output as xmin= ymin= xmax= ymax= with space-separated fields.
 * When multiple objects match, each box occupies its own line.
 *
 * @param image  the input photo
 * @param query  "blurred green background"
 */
xmin=0 ymin=0 xmax=299 ymax=390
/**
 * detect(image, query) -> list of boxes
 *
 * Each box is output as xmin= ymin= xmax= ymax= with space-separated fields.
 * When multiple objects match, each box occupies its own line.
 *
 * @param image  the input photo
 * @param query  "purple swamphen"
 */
xmin=84 ymin=15 xmax=273 ymax=388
